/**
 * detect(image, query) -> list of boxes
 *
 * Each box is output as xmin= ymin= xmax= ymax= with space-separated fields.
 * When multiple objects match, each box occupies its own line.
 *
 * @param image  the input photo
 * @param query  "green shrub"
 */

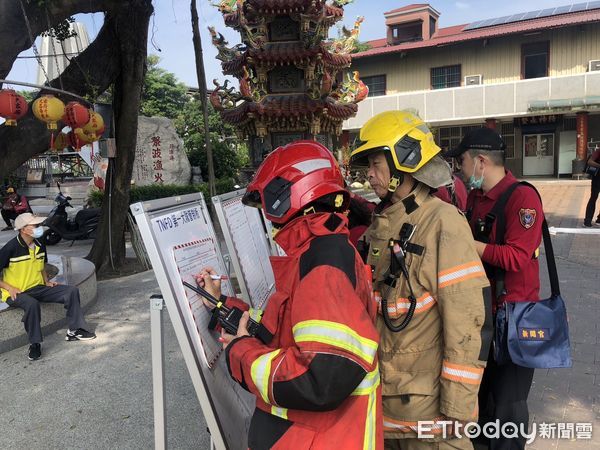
xmin=88 ymin=178 xmax=237 ymax=208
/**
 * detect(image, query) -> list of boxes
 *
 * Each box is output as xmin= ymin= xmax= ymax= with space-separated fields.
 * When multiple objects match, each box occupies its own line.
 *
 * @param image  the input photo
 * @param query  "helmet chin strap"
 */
xmin=375 ymin=172 xmax=404 ymax=213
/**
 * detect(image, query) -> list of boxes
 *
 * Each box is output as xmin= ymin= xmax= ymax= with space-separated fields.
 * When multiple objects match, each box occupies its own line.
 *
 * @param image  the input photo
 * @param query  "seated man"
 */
xmin=0 ymin=213 xmax=96 ymax=361
xmin=2 ymin=186 xmax=32 ymax=231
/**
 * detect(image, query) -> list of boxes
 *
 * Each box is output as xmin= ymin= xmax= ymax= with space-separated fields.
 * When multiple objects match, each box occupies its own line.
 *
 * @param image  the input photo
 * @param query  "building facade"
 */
xmin=345 ymin=3 xmax=600 ymax=177
xmin=36 ymin=22 xmax=90 ymax=86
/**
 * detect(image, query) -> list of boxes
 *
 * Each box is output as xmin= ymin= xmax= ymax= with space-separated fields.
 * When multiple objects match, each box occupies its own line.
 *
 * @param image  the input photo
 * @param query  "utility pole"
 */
xmin=190 ymin=0 xmax=216 ymax=197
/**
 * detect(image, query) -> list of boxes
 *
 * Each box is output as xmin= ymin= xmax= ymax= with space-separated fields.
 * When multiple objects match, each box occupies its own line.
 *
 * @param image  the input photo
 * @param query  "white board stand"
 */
xmin=132 ymin=193 xmax=254 ymax=450
xmin=150 ymin=295 xmax=167 ymax=450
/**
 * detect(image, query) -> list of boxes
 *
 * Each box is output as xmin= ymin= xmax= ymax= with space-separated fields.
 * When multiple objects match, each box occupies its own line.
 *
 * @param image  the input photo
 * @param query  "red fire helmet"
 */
xmin=242 ymin=140 xmax=348 ymax=225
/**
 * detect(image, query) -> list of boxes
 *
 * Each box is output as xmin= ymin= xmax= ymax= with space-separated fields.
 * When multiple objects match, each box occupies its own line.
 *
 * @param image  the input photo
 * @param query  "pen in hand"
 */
xmin=209 ymin=274 xmax=229 ymax=280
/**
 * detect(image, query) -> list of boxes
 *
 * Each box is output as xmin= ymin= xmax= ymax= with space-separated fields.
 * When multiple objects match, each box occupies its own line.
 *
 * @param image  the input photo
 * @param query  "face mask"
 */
xmin=31 ymin=227 xmax=44 ymax=239
xmin=467 ymin=160 xmax=485 ymax=190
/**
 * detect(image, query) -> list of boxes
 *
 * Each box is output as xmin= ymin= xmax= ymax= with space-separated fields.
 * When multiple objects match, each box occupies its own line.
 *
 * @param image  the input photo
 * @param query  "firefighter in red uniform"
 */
xmin=447 ymin=127 xmax=544 ymax=450
xmin=197 ymin=141 xmax=383 ymax=450
xmin=433 ymin=174 xmax=468 ymax=212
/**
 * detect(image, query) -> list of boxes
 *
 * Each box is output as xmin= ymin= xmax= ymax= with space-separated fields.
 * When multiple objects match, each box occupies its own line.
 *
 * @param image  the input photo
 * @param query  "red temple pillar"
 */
xmin=576 ymin=112 xmax=588 ymax=161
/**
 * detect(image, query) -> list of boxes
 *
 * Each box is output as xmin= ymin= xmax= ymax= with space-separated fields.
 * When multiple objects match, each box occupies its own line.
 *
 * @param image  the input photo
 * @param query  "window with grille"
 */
xmin=430 ymin=65 xmax=461 ymax=90
xmin=501 ymin=122 xmax=515 ymax=159
xmin=436 ymin=124 xmax=484 ymax=155
xmin=362 ymin=75 xmax=386 ymax=97
xmin=522 ymin=42 xmax=549 ymax=79
xmin=563 ymin=117 xmax=576 ymax=131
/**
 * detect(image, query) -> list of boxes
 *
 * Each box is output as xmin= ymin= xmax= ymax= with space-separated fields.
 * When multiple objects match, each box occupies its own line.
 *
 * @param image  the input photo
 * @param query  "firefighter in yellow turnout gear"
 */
xmin=351 ymin=111 xmax=492 ymax=450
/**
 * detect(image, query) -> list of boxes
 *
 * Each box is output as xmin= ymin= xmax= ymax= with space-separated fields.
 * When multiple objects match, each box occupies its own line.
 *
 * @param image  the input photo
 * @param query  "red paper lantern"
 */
xmin=0 ymin=89 xmax=29 ymax=126
xmin=62 ymin=101 xmax=90 ymax=129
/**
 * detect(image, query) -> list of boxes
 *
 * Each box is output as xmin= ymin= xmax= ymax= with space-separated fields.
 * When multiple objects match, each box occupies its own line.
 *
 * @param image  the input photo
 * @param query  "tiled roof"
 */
xmin=221 ymin=95 xmax=357 ymax=123
xmin=325 ymin=4 xmax=344 ymax=17
xmin=322 ymin=47 xmax=352 ymax=67
xmin=248 ymin=43 xmax=320 ymax=63
xmin=221 ymin=57 xmax=245 ymax=77
xmin=236 ymin=42 xmax=350 ymax=67
xmin=354 ymin=9 xmax=600 ymax=59
xmin=248 ymin=0 xmax=320 ymax=11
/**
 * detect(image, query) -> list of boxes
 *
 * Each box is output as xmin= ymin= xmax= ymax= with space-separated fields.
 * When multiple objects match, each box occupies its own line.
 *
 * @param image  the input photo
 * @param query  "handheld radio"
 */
xmin=183 ymin=281 xmax=272 ymax=344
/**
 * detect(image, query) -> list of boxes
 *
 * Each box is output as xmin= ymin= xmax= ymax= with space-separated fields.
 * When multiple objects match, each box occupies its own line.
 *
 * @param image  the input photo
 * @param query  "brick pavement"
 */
xmin=522 ymin=180 xmax=600 ymax=449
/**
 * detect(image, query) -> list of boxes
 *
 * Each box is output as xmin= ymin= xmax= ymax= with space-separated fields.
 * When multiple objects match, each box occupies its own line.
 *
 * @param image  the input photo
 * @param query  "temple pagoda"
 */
xmin=209 ymin=0 xmax=367 ymax=166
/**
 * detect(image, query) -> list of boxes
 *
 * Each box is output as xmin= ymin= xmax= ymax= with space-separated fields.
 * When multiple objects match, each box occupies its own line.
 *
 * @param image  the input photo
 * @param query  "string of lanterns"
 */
xmin=0 ymin=89 xmax=105 ymax=151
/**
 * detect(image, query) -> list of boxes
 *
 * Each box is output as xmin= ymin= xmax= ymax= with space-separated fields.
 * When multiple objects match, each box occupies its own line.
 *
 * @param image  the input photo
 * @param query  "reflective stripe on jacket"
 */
xmin=366 ymin=184 xmax=491 ymax=439
xmin=226 ymin=212 xmax=383 ymax=450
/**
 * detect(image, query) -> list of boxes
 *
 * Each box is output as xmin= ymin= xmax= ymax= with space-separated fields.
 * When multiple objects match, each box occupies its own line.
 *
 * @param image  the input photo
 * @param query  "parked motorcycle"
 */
xmin=42 ymin=182 xmax=101 ymax=245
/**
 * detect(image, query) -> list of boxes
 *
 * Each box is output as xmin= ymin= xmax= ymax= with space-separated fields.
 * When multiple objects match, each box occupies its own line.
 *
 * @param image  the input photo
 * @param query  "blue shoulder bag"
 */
xmin=491 ymin=182 xmax=572 ymax=369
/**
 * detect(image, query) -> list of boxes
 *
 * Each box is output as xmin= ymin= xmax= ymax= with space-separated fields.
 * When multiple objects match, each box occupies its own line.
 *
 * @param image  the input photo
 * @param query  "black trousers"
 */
xmin=475 ymin=346 xmax=535 ymax=450
xmin=584 ymin=174 xmax=600 ymax=225
xmin=1 ymin=209 xmax=18 ymax=227
xmin=6 ymin=284 xmax=88 ymax=344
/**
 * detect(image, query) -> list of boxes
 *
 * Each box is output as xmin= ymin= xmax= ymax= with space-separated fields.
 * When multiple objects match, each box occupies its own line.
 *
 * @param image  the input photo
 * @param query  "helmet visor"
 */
xmin=349 ymin=145 xmax=390 ymax=168
xmin=241 ymin=190 xmax=262 ymax=209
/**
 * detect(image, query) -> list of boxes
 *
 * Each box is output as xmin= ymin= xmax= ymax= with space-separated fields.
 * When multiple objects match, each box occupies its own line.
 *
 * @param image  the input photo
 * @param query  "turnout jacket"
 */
xmin=366 ymin=184 xmax=491 ymax=439
xmin=225 ymin=212 xmax=383 ymax=450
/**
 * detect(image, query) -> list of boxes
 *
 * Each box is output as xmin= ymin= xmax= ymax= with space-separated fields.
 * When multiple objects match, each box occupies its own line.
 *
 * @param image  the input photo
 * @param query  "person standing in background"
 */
xmin=583 ymin=145 xmax=600 ymax=228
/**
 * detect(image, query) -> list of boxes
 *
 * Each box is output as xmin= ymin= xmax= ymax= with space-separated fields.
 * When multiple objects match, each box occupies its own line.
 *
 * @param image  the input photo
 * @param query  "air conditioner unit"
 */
xmin=588 ymin=60 xmax=600 ymax=72
xmin=464 ymin=74 xmax=483 ymax=85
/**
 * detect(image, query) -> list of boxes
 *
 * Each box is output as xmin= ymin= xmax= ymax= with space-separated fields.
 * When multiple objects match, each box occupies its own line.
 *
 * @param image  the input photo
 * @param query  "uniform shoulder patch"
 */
xmin=519 ymin=208 xmax=537 ymax=229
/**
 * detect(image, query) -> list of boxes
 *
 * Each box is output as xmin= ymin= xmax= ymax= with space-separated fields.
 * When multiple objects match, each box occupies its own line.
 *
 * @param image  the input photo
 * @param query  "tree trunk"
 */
xmin=0 ymin=0 xmax=121 ymax=80
xmin=0 ymin=12 xmax=122 ymax=180
xmin=190 ymin=0 xmax=216 ymax=198
xmin=86 ymin=0 xmax=153 ymax=275
xmin=1 ymin=0 xmax=153 ymax=277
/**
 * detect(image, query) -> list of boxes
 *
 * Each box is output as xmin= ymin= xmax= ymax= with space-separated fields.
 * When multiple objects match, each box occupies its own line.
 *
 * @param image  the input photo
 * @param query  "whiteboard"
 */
xmin=131 ymin=193 xmax=254 ymax=450
xmin=213 ymin=189 xmax=275 ymax=309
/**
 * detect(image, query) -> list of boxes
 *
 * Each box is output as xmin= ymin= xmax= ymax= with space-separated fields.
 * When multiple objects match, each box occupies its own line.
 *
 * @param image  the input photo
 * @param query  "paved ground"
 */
xmin=523 ymin=180 xmax=600 ymax=450
xmin=0 ymin=179 xmax=598 ymax=449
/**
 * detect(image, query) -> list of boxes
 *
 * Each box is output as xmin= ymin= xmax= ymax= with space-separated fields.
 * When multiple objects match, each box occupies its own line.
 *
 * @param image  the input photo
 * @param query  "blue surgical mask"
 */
xmin=32 ymin=227 xmax=44 ymax=239
xmin=467 ymin=160 xmax=485 ymax=190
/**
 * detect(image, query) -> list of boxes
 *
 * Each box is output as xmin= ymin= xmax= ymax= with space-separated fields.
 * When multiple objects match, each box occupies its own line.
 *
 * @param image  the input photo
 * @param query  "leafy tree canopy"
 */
xmin=140 ymin=54 xmax=189 ymax=119
xmin=351 ymin=41 xmax=371 ymax=54
xmin=174 ymin=99 xmax=249 ymax=179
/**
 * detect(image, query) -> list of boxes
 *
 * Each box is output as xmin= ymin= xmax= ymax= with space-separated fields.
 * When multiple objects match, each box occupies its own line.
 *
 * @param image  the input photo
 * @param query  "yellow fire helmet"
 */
xmin=350 ymin=110 xmax=441 ymax=173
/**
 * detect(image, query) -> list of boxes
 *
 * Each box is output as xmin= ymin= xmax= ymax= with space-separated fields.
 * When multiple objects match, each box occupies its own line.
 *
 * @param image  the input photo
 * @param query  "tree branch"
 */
xmin=0 ymin=12 xmax=122 ymax=180
xmin=0 ymin=0 xmax=122 ymax=79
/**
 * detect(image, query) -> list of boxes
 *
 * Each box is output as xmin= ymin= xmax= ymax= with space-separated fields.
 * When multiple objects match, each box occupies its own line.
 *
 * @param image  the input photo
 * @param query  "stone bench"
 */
xmin=0 ymin=255 xmax=97 ymax=354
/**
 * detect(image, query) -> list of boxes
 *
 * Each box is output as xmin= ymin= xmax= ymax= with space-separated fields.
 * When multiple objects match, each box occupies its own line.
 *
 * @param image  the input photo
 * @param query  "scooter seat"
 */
xmin=75 ymin=208 xmax=101 ymax=225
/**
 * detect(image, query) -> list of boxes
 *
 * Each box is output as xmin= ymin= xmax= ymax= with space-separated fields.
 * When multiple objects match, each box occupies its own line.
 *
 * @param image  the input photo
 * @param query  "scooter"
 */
xmin=42 ymin=182 xmax=101 ymax=245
